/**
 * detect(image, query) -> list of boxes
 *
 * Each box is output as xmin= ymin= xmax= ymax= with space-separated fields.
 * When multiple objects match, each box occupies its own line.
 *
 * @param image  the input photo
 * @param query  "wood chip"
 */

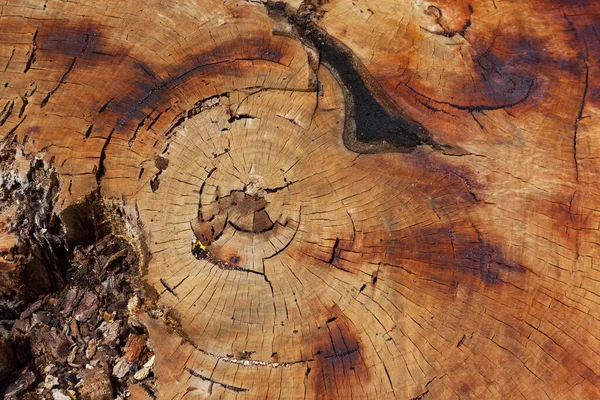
xmin=123 ymin=334 xmax=146 ymax=363
xmin=4 ymin=368 xmax=36 ymax=398
xmin=52 ymin=390 xmax=71 ymax=400
xmin=31 ymin=326 xmax=71 ymax=363
xmin=85 ymin=338 xmax=97 ymax=359
xmin=102 ymin=311 xmax=116 ymax=323
xmin=133 ymin=366 xmax=151 ymax=381
xmin=112 ymin=358 xmax=131 ymax=379
xmin=80 ymin=368 xmax=114 ymax=400
xmin=73 ymin=291 xmax=99 ymax=322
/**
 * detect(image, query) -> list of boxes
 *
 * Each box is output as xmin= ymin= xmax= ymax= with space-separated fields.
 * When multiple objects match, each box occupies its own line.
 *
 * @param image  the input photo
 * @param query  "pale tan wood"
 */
xmin=0 ymin=0 xmax=599 ymax=399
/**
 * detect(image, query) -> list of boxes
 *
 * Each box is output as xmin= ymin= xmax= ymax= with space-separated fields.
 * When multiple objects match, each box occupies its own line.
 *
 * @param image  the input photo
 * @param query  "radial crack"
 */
xmin=185 ymin=368 xmax=248 ymax=393
xmin=41 ymin=57 xmax=77 ymax=108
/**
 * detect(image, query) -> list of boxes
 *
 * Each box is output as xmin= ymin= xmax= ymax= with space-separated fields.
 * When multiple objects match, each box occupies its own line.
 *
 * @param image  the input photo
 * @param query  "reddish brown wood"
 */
xmin=0 ymin=0 xmax=599 ymax=398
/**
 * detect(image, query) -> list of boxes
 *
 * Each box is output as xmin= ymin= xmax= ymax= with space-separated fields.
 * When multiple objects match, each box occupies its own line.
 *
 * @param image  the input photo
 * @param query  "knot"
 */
xmin=418 ymin=0 xmax=473 ymax=38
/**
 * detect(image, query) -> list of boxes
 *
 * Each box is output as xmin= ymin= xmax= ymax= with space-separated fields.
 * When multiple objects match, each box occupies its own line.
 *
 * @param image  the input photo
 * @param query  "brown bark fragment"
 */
xmin=123 ymin=334 xmax=147 ymax=363
xmin=79 ymin=368 xmax=114 ymax=400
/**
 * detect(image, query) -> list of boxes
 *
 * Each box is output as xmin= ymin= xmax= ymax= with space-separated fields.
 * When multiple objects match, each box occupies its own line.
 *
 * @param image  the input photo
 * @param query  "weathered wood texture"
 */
xmin=1 ymin=0 xmax=600 ymax=398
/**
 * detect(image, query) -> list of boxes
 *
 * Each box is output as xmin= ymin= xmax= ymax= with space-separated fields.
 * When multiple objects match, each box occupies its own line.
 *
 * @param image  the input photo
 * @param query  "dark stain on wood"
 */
xmin=290 ymin=10 xmax=431 ymax=154
xmin=309 ymin=304 xmax=368 ymax=399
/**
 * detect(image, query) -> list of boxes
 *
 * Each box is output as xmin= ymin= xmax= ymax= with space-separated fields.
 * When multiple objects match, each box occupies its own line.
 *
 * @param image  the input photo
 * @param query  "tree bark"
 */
xmin=1 ymin=0 xmax=600 ymax=398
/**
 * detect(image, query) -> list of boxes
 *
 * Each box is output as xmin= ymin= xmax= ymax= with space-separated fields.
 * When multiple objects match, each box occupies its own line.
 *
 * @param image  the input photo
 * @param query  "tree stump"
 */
xmin=1 ymin=0 xmax=600 ymax=398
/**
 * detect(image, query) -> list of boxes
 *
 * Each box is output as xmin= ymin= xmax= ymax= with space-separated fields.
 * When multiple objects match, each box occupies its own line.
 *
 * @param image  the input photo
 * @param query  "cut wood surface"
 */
xmin=1 ymin=0 xmax=600 ymax=398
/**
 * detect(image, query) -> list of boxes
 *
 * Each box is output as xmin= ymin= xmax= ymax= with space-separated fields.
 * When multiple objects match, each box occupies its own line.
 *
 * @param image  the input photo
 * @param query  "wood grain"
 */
xmin=0 ymin=0 xmax=599 ymax=398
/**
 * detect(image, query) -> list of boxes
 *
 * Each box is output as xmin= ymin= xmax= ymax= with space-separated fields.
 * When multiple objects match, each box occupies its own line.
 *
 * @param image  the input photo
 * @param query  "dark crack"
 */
xmin=23 ymin=28 xmax=38 ymax=74
xmin=562 ymin=12 xmax=590 ymax=215
xmin=94 ymin=128 xmax=114 ymax=184
xmin=40 ymin=57 xmax=77 ymax=108
xmin=185 ymin=367 xmax=248 ymax=393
